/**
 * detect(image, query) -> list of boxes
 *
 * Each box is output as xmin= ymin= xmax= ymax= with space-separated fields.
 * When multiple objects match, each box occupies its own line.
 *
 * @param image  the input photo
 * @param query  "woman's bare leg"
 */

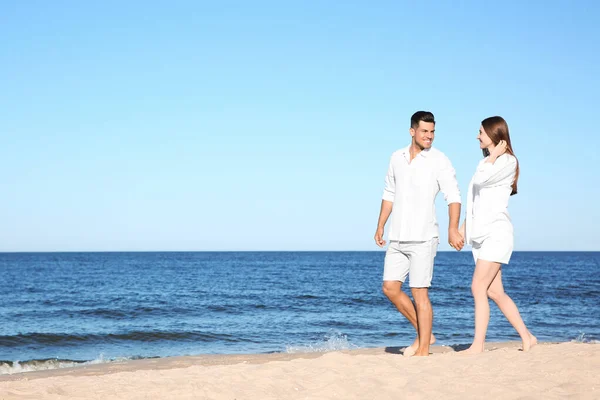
xmin=463 ymin=259 xmax=502 ymax=354
xmin=487 ymin=269 xmax=537 ymax=351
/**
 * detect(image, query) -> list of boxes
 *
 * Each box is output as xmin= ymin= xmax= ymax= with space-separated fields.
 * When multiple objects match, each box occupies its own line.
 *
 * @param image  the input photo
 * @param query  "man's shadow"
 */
xmin=385 ymin=344 xmax=471 ymax=354
xmin=384 ymin=346 xmax=404 ymax=355
xmin=448 ymin=344 xmax=471 ymax=352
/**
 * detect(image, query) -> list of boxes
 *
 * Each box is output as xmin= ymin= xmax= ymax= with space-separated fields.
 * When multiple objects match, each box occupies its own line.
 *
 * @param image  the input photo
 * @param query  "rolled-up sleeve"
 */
xmin=472 ymin=156 xmax=516 ymax=187
xmin=438 ymin=155 xmax=461 ymax=204
xmin=382 ymin=156 xmax=395 ymax=202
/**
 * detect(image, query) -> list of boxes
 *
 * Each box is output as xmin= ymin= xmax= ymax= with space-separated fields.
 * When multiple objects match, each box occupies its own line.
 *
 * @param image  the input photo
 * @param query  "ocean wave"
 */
xmin=0 ymin=355 xmax=154 ymax=376
xmin=0 ymin=358 xmax=88 ymax=375
xmin=285 ymin=330 xmax=358 ymax=353
xmin=340 ymin=297 xmax=380 ymax=305
xmin=0 ymin=331 xmax=247 ymax=347
xmin=571 ymin=332 xmax=599 ymax=344
xmin=294 ymin=294 xmax=321 ymax=300
xmin=6 ymin=305 xmax=202 ymax=320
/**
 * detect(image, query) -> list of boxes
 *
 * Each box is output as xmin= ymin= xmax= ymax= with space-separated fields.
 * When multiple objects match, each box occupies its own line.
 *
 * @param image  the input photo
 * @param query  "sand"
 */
xmin=0 ymin=342 xmax=598 ymax=399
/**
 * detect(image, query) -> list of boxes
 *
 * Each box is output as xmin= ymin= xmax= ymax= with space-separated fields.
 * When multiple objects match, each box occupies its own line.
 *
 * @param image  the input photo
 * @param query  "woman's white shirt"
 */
xmin=466 ymin=154 xmax=517 ymax=244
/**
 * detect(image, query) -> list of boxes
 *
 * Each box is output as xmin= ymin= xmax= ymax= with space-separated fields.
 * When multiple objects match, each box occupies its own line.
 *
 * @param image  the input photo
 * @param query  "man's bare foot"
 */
xmin=403 ymin=343 xmax=417 ymax=357
xmin=404 ymin=334 xmax=436 ymax=357
xmin=461 ymin=343 xmax=485 ymax=354
xmin=413 ymin=349 xmax=430 ymax=357
xmin=522 ymin=333 xmax=538 ymax=352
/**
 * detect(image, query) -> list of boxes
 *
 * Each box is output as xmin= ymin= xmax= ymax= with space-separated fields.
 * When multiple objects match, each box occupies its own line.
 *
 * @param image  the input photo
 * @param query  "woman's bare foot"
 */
xmin=403 ymin=334 xmax=436 ymax=357
xmin=522 ymin=333 xmax=538 ymax=352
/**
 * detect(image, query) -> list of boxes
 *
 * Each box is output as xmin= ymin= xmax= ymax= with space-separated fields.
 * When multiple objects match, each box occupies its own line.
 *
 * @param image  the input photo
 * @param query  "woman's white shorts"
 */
xmin=471 ymin=235 xmax=513 ymax=265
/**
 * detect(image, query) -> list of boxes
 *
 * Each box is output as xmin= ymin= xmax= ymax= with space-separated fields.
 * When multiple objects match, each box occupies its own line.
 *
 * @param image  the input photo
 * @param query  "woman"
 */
xmin=460 ymin=116 xmax=537 ymax=353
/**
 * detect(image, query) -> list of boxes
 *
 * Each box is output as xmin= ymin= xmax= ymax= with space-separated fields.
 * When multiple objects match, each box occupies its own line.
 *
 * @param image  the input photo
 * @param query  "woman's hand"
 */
xmin=489 ymin=140 xmax=507 ymax=161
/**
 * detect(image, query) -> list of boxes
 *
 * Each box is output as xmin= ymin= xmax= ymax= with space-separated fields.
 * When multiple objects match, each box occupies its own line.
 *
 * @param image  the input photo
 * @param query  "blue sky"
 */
xmin=1 ymin=1 xmax=598 ymax=251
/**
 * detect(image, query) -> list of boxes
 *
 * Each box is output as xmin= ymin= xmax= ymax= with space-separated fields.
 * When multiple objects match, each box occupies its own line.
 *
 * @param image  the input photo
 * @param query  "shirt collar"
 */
xmin=402 ymin=146 xmax=431 ymax=161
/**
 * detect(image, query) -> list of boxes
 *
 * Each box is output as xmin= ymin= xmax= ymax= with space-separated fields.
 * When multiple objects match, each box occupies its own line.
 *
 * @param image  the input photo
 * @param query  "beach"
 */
xmin=1 ymin=342 xmax=598 ymax=399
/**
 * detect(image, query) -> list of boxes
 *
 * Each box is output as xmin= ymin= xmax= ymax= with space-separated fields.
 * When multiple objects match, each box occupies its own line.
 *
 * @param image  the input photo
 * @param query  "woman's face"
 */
xmin=477 ymin=125 xmax=494 ymax=149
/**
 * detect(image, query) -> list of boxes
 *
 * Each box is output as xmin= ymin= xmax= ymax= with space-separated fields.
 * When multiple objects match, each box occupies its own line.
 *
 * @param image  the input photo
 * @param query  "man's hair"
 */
xmin=410 ymin=111 xmax=435 ymax=129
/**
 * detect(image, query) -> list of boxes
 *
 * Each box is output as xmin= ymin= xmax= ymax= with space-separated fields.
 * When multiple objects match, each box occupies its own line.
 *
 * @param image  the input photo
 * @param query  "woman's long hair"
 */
xmin=481 ymin=116 xmax=519 ymax=195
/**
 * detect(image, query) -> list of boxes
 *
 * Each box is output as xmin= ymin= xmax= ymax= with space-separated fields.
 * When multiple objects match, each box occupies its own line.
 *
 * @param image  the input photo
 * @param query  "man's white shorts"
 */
xmin=383 ymin=238 xmax=439 ymax=288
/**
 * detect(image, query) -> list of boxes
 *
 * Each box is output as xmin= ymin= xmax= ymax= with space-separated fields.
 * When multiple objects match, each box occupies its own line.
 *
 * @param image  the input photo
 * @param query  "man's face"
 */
xmin=410 ymin=121 xmax=435 ymax=150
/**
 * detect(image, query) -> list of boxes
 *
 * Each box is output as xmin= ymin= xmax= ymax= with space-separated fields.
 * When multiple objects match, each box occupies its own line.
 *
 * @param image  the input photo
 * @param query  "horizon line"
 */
xmin=0 ymin=250 xmax=598 ymax=254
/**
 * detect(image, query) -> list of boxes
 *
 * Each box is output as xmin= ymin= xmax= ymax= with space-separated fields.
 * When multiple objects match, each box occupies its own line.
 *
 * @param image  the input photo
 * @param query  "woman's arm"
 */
xmin=471 ymin=141 xmax=516 ymax=187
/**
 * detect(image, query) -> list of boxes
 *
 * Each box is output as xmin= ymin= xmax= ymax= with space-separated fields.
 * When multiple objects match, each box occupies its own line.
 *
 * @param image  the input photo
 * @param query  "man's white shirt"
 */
xmin=383 ymin=146 xmax=461 ymax=241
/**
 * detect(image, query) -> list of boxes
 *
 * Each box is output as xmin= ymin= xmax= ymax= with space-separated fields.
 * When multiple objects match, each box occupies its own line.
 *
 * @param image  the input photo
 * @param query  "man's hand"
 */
xmin=448 ymin=228 xmax=464 ymax=251
xmin=374 ymin=227 xmax=386 ymax=248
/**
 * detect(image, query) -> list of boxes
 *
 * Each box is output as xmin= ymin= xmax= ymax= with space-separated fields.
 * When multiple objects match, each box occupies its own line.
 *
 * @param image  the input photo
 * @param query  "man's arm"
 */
xmin=375 ymin=156 xmax=395 ymax=247
xmin=448 ymin=202 xmax=463 ymax=250
xmin=438 ymin=155 xmax=463 ymax=251
xmin=375 ymin=200 xmax=393 ymax=247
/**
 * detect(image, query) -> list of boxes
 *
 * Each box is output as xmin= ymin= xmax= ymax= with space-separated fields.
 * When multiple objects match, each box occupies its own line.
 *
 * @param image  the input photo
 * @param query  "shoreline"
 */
xmin=1 ymin=342 xmax=598 ymax=399
xmin=0 ymin=341 xmax=571 ymax=379
xmin=1 ymin=341 xmax=528 ymax=381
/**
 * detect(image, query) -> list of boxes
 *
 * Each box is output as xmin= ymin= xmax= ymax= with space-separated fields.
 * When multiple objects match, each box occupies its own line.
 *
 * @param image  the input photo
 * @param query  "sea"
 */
xmin=1 ymin=251 xmax=598 ymax=374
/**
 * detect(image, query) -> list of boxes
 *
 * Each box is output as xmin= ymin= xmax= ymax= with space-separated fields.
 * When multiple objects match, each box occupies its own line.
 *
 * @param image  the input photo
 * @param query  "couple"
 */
xmin=374 ymin=111 xmax=537 ymax=357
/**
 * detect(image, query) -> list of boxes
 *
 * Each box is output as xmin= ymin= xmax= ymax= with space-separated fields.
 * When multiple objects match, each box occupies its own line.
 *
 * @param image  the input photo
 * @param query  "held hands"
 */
xmin=448 ymin=228 xmax=464 ymax=251
xmin=376 ymin=226 xmax=464 ymax=250
xmin=490 ymin=140 xmax=508 ymax=161
xmin=374 ymin=227 xmax=386 ymax=248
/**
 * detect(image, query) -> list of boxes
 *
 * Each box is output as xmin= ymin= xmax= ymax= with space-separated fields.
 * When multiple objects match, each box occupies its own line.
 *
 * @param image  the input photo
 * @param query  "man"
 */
xmin=374 ymin=111 xmax=463 ymax=357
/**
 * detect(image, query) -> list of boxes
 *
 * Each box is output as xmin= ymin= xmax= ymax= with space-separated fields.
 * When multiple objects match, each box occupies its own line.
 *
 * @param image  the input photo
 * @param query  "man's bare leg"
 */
xmin=382 ymin=281 xmax=435 ymax=356
xmin=487 ymin=269 xmax=538 ymax=351
xmin=411 ymin=287 xmax=433 ymax=356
